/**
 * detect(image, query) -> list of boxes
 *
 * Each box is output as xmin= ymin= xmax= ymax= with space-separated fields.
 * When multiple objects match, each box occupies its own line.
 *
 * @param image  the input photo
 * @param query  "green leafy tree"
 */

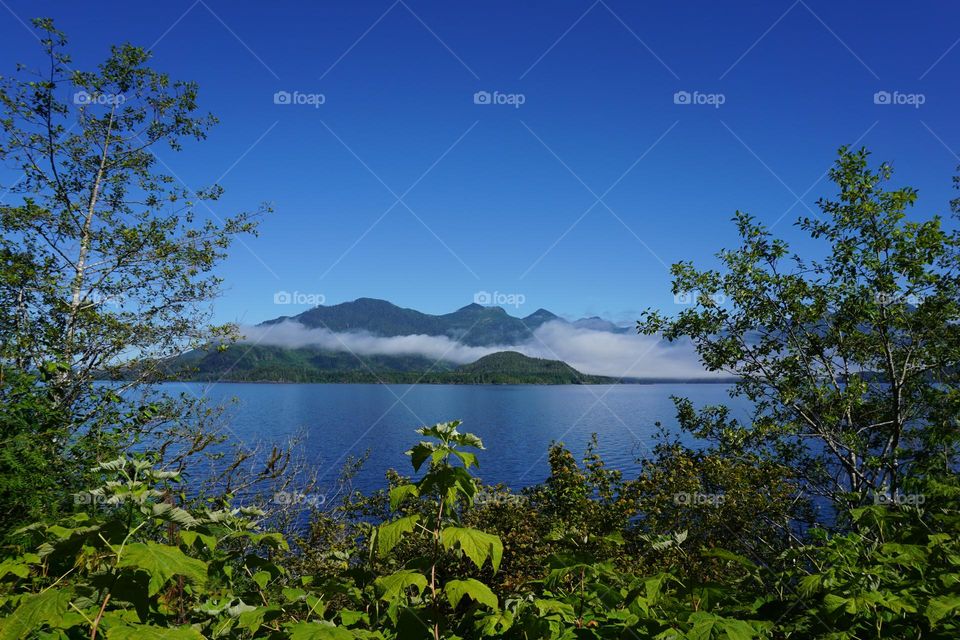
xmin=0 ymin=19 xmax=268 ymax=535
xmin=640 ymin=147 xmax=960 ymax=507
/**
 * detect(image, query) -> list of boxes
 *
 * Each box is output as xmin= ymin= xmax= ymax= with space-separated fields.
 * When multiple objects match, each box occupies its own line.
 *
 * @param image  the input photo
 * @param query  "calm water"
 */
xmin=151 ymin=382 xmax=749 ymax=498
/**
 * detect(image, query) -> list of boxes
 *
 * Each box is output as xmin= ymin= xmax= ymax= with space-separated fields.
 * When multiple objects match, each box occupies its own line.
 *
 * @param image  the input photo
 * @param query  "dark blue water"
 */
xmin=154 ymin=382 xmax=748 ymax=498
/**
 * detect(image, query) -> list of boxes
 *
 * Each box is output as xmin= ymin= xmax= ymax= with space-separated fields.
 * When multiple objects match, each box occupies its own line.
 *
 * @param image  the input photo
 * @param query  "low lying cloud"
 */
xmin=240 ymin=320 xmax=715 ymax=380
xmin=241 ymin=321 xmax=497 ymax=364
xmin=524 ymin=321 xmax=713 ymax=379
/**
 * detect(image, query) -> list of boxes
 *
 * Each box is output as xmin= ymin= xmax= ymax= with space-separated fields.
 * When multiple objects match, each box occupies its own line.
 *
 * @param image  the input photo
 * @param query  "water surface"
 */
xmin=156 ymin=382 xmax=748 ymax=497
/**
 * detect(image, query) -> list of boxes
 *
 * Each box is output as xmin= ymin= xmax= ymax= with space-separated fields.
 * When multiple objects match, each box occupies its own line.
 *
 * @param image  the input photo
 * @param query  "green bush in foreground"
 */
xmin=1 ymin=421 xmax=958 ymax=639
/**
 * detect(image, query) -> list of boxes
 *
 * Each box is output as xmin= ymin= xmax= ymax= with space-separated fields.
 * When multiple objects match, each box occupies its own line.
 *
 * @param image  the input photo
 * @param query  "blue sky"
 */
xmin=2 ymin=1 xmax=959 ymax=324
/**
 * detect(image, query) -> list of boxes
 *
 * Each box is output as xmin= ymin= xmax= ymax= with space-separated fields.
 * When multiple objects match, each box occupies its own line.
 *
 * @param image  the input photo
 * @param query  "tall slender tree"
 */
xmin=0 ymin=18 xmax=271 ymax=533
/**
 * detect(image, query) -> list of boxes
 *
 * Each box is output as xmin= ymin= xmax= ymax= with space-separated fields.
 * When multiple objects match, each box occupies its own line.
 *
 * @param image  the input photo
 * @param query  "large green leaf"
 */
xmin=0 ymin=588 xmax=74 ymax=640
xmin=106 ymin=625 xmax=205 ymax=640
xmin=388 ymin=484 xmax=419 ymax=511
xmin=377 ymin=515 xmax=420 ymax=557
xmin=444 ymin=579 xmax=498 ymax=610
xmin=286 ymin=621 xmax=354 ymax=640
xmin=440 ymin=527 xmax=503 ymax=572
xmin=375 ymin=570 xmax=428 ymax=601
xmin=927 ymin=595 xmax=960 ymax=627
xmin=406 ymin=443 xmax=436 ymax=472
xmin=685 ymin=612 xmax=720 ymax=640
xmin=116 ymin=542 xmax=208 ymax=596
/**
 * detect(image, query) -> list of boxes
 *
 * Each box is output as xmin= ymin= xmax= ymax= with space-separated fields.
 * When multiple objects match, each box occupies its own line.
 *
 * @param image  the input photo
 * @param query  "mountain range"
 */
xmin=161 ymin=298 xmax=715 ymax=384
xmin=263 ymin=298 xmax=629 ymax=346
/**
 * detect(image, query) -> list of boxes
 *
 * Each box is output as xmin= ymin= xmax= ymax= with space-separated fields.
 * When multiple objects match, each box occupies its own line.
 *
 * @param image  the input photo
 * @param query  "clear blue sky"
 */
xmin=2 ymin=1 xmax=959 ymax=324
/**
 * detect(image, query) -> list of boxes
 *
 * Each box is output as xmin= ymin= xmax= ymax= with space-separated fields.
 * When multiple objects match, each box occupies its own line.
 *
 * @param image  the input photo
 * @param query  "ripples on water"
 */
xmin=136 ymin=382 xmax=748 ymax=499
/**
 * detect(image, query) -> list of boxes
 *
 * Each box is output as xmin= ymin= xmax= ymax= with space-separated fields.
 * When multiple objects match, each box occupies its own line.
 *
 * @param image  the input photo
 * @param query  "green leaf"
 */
xmin=194 ymin=532 xmax=218 ymax=551
xmin=533 ymin=598 xmax=576 ymax=621
xmin=440 ymin=527 xmax=503 ymax=572
xmin=0 ymin=588 xmax=74 ymax=640
xmin=406 ymin=443 xmax=436 ymax=472
xmin=287 ymin=621 xmax=355 ymax=640
xmin=927 ymin=595 xmax=960 ymax=627
xmin=377 ymin=515 xmax=420 ymax=557
xmin=237 ymin=606 xmax=281 ymax=633
xmin=444 ymin=579 xmax=498 ymax=610
xmin=719 ymin=618 xmax=761 ymax=640
xmin=116 ymin=542 xmax=207 ymax=596
xmin=150 ymin=503 xmax=198 ymax=528
xmin=686 ymin=611 xmax=720 ymax=640
xmin=475 ymin=609 xmax=513 ymax=636
xmin=106 ymin=625 xmax=205 ymax=640
xmin=339 ymin=610 xmax=366 ymax=626
xmin=701 ymin=548 xmax=758 ymax=570
xmin=451 ymin=450 xmax=478 ymax=469
xmin=375 ymin=570 xmax=428 ymax=601
xmin=252 ymin=570 xmax=271 ymax=589
xmin=0 ymin=557 xmax=33 ymax=580
xmin=388 ymin=484 xmax=419 ymax=511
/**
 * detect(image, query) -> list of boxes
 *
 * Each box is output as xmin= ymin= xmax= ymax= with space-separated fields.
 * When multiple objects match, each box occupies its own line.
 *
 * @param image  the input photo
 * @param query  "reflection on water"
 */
xmin=133 ymin=382 xmax=747 ymax=499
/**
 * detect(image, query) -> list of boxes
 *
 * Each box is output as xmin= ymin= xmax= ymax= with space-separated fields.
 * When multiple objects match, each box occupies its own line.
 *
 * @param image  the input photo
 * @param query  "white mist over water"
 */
xmin=239 ymin=319 xmax=715 ymax=379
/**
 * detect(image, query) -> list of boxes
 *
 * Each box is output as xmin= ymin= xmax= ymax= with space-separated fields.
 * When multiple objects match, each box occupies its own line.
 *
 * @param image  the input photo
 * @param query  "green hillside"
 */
xmin=164 ymin=347 xmax=616 ymax=384
xmin=167 ymin=345 xmax=455 ymax=383
xmin=449 ymin=350 xmax=612 ymax=383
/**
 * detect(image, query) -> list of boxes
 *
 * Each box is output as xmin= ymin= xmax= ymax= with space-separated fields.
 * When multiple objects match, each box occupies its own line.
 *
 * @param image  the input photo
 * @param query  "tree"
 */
xmin=640 ymin=147 xmax=960 ymax=508
xmin=0 ymin=18 xmax=270 ymax=535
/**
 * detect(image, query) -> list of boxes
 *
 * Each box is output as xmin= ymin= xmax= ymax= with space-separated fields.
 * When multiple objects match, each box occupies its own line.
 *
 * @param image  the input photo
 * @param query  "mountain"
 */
xmin=274 ymin=298 xmax=540 ymax=347
xmin=572 ymin=316 xmax=631 ymax=333
xmin=152 ymin=298 xmax=678 ymax=384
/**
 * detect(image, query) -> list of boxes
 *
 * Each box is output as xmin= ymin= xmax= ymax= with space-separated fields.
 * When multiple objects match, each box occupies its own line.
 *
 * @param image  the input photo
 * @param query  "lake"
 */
xmin=155 ymin=382 xmax=750 ymax=500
